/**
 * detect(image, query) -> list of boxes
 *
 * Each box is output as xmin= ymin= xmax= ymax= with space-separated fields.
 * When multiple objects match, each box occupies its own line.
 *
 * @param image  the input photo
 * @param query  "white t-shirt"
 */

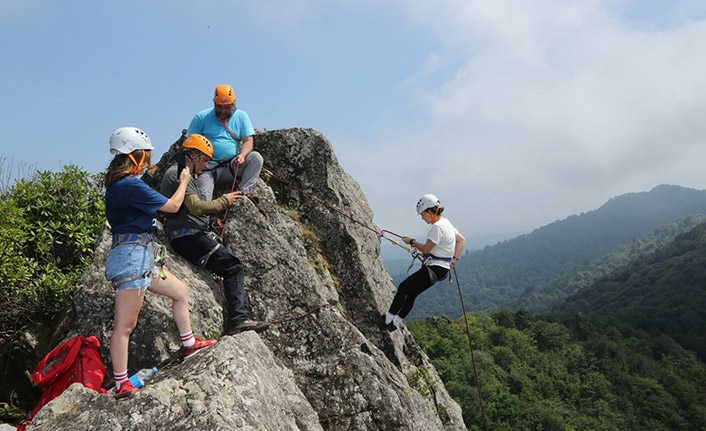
xmin=425 ymin=217 xmax=459 ymax=269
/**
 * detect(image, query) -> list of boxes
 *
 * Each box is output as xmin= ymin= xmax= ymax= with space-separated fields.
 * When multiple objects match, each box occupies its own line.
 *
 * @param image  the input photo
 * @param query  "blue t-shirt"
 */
xmin=105 ymin=176 xmax=168 ymax=234
xmin=187 ymin=108 xmax=255 ymax=162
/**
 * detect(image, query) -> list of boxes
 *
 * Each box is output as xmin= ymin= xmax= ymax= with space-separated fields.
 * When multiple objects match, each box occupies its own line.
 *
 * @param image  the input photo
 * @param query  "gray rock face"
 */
xmin=34 ymin=128 xmax=465 ymax=431
xmin=29 ymin=334 xmax=322 ymax=431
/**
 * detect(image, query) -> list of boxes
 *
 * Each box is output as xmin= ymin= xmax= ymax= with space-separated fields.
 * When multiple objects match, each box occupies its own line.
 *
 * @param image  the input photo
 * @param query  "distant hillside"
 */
xmin=408 ymin=185 xmax=706 ymax=320
xmin=553 ymin=222 xmax=706 ymax=360
xmin=509 ymin=215 xmax=706 ymax=314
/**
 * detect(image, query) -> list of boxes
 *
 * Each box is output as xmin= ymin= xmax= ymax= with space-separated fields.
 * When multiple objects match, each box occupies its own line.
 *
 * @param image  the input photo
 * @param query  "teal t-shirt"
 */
xmin=186 ymin=108 xmax=255 ymax=162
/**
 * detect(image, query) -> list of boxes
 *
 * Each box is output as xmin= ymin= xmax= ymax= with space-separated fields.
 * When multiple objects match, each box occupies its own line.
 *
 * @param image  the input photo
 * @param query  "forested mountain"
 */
xmin=409 ymin=217 xmax=706 ymax=429
xmin=409 ymin=310 xmax=706 ymax=430
xmin=508 ymin=214 xmax=706 ymax=314
xmin=407 ymin=184 xmax=706 ymax=320
xmin=553 ymin=221 xmax=706 ymax=360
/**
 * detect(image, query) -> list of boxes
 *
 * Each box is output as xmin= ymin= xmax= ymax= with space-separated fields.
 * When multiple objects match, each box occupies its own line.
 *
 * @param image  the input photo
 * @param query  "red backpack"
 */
xmin=18 ymin=336 xmax=108 ymax=430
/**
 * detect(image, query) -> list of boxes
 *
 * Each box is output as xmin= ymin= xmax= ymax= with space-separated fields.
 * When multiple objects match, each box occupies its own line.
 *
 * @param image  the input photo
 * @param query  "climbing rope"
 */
xmin=263 ymin=166 xmax=412 ymax=254
xmin=213 ymin=163 xmax=241 ymax=303
xmin=216 ymin=120 xmax=269 ymax=220
xmin=453 ymin=266 xmax=489 ymax=431
xmin=215 ymin=163 xmax=240 ymax=238
xmin=215 ymin=162 xmax=267 ymax=238
xmin=378 ymin=229 xmax=424 ymax=274
xmin=264 ymin=165 xmax=379 ymax=233
xmin=377 ymin=229 xmax=412 ymax=251
xmin=214 ymin=158 xmax=487 ymax=427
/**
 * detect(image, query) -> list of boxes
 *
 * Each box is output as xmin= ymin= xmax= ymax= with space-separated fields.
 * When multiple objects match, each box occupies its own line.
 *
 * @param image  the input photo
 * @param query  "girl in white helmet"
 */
xmin=104 ymin=127 xmax=216 ymax=395
xmin=381 ymin=194 xmax=465 ymax=331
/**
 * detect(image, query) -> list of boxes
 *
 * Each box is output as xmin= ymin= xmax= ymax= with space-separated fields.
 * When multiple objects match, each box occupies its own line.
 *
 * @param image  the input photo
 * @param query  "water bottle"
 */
xmin=128 ymin=367 xmax=158 ymax=389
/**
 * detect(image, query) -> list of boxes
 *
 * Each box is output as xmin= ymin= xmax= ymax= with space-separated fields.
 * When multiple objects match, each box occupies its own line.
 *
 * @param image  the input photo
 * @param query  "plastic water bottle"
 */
xmin=129 ymin=367 xmax=158 ymax=388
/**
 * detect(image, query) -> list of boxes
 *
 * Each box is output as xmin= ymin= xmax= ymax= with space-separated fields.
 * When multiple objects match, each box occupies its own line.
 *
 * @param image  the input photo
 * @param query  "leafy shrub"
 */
xmin=0 ymin=165 xmax=104 ymax=335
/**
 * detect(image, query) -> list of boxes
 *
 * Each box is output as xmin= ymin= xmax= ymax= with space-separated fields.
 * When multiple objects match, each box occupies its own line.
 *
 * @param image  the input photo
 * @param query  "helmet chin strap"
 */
xmin=431 ymin=206 xmax=440 ymax=224
xmin=128 ymin=150 xmax=146 ymax=174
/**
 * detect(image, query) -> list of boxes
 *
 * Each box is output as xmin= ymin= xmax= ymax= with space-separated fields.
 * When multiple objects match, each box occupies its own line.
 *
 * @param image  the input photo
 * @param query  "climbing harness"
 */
xmin=421 ymin=253 xmax=452 ymax=268
xmin=196 ymin=242 xmax=222 ymax=268
xmin=453 ymin=266 xmax=489 ymax=431
xmin=108 ymin=233 xmax=167 ymax=288
xmin=166 ymin=228 xmax=200 ymax=242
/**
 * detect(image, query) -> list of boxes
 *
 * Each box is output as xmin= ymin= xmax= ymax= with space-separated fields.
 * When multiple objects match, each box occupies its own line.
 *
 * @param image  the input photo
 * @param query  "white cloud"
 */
xmin=357 ymin=0 xmax=706 ymax=238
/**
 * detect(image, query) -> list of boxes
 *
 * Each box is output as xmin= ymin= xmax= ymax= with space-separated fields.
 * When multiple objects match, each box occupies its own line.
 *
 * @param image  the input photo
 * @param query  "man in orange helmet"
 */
xmin=160 ymin=134 xmax=269 ymax=335
xmin=186 ymin=84 xmax=263 ymax=202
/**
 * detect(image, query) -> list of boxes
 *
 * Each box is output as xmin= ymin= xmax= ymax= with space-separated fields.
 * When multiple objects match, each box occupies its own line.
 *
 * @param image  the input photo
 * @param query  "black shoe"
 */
xmin=370 ymin=312 xmax=394 ymax=330
xmin=224 ymin=320 xmax=269 ymax=335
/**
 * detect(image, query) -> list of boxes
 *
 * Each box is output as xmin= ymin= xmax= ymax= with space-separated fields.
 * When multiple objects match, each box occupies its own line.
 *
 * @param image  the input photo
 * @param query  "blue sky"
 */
xmin=2 ymin=1 xmax=706 ymax=251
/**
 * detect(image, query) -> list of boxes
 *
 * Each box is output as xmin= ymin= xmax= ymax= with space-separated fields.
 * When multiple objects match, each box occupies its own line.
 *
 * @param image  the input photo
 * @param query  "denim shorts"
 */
xmin=105 ymin=243 xmax=157 ymax=290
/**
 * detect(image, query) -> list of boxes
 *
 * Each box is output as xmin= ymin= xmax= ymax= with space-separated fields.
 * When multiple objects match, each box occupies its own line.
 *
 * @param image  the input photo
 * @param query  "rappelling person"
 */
xmin=186 ymin=84 xmax=263 ymax=202
xmin=375 ymin=194 xmax=466 ymax=331
xmin=104 ymin=127 xmax=217 ymax=395
xmin=160 ymin=134 xmax=269 ymax=336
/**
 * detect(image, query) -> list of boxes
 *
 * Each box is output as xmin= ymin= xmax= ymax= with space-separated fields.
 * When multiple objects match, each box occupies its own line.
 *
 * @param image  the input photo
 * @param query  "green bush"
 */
xmin=0 ymin=165 xmax=104 ymax=334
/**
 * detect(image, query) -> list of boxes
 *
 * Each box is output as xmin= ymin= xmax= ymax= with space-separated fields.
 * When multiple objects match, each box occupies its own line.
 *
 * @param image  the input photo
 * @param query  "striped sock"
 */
xmin=180 ymin=331 xmax=195 ymax=347
xmin=114 ymin=370 xmax=128 ymax=390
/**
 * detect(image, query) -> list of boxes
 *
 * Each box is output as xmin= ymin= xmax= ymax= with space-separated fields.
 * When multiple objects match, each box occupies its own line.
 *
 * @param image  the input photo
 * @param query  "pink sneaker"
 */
xmin=114 ymin=380 xmax=139 ymax=399
xmin=184 ymin=337 xmax=217 ymax=357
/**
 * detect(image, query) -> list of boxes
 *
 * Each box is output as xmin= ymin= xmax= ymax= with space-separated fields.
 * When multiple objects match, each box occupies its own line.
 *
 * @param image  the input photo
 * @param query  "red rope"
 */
xmin=269 ymin=303 xmax=348 ymax=324
xmin=454 ymin=267 xmax=489 ymax=431
xmin=379 ymin=229 xmax=405 ymax=239
xmin=220 ymin=153 xmax=487 ymax=427
xmin=217 ymin=120 xmax=268 ymax=219
xmin=263 ymin=165 xmax=379 ymax=235
xmin=217 ymin=163 xmax=240 ymax=238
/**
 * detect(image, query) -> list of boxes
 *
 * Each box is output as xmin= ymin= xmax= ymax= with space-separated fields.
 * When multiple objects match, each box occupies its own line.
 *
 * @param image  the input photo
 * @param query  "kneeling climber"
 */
xmin=160 ymin=134 xmax=269 ymax=335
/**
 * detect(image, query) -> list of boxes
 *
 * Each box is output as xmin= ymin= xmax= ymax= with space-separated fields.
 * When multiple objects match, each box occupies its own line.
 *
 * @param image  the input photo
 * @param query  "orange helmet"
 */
xmin=183 ymin=134 xmax=213 ymax=157
xmin=213 ymin=84 xmax=235 ymax=105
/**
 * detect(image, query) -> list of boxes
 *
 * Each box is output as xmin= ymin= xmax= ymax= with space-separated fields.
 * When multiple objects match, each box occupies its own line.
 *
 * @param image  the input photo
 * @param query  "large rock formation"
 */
xmin=28 ymin=128 xmax=466 ymax=430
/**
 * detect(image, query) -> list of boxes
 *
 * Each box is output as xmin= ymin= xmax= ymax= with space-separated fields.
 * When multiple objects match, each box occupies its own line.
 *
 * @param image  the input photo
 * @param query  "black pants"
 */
xmin=170 ymin=232 xmax=249 ymax=326
xmin=388 ymin=265 xmax=448 ymax=318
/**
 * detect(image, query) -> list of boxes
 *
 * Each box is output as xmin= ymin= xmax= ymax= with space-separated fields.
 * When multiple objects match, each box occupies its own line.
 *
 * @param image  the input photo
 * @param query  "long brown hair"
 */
xmin=104 ymin=149 xmax=156 ymax=188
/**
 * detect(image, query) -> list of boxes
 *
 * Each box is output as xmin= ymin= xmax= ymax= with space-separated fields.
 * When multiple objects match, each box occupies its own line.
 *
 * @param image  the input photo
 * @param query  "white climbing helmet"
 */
xmin=416 ymin=194 xmax=440 ymax=214
xmin=109 ymin=127 xmax=154 ymax=155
